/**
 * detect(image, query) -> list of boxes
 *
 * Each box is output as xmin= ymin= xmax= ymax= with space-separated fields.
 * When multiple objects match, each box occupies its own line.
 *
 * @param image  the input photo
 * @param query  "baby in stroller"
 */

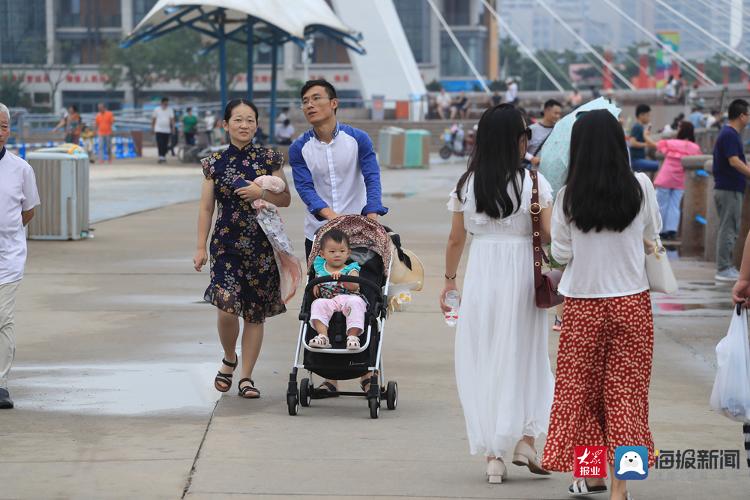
xmin=308 ymin=229 xmax=367 ymax=350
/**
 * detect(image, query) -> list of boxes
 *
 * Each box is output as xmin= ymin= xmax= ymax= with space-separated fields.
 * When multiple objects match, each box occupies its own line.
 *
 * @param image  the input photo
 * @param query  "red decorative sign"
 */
xmin=573 ymin=446 xmax=608 ymax=478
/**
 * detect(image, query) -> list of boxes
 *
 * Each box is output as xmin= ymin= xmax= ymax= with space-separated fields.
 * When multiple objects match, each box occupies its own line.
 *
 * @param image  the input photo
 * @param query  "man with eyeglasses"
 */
xmin=713 ymin=99 xmax=750 ymax=283
xmin=289 ymin=79 xmax=388 ymax=259
xmin=289 ymin=79 xmax=388 ymax=399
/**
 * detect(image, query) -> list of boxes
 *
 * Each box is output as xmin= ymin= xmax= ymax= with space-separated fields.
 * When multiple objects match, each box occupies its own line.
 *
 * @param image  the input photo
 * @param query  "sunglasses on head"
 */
xmin=519 ymin=127 xmax=532 ymax=141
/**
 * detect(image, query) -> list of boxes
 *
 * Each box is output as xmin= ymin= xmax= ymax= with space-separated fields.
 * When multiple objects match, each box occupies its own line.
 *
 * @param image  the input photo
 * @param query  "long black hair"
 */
xmin=563 ymin=109 xmax=643 ymax=233
xmin=456 ymin=104 xmax=528 ymax=219
xmin=676 ymin=120 xmax=695 ymax=142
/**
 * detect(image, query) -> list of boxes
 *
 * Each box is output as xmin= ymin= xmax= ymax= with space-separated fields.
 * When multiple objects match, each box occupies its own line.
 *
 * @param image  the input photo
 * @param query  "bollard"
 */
xmin=115 ymin=136 xmax=125 ymax=160
xmin=126 ymin=137 xmax=137 ymax=158
xmin=680 ymin=155 xmax=713 ymax=257
xmin=19 ymin=144 xmax=26 ymax=159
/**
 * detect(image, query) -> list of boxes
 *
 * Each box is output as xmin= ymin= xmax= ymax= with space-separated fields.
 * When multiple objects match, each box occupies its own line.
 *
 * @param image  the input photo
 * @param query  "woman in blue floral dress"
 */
xmin=193 ymin=99 xmax=290 ymax=399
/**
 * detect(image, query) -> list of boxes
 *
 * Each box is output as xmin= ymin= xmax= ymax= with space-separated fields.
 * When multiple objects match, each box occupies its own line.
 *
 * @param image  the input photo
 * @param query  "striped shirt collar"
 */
xmin=312 ymin=121 xmax=340 ymax=143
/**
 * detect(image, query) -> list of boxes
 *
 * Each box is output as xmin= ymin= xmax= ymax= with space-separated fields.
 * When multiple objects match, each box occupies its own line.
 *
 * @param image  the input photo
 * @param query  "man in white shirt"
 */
xmin=0 ymin=103 xmax=41 ymax=409
xmin=505 ymin=78 xmax=519 ymax=104
xmin=151 ymin=97 xmax=175 ymax=164
xmin=290 ymin=79 xmax=388 ymax=259
xmin=525 ymin=99 xmax=562 ymax=167
xmin=275 ymin=119 xmax=295 ymax=145
xmin=289 ymin=80 xmax=388 ymax=398
xmin=436 ymin=89 xmax=452 ymax=119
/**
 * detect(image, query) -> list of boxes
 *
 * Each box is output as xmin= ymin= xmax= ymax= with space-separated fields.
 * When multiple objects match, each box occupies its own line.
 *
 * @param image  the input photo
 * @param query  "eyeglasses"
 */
xmin=519 ymin=127 xmax=532 ymax=141
xmin=300 ymin=95 xmax=331 ymax=108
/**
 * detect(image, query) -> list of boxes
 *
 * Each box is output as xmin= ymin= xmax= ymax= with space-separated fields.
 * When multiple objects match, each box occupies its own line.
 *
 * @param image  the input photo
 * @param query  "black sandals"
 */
xmin=311 ymin=381 xmax=339 ymax=399
xmin=238 ymin=378 xmax=260 ymax=399
xmin=214 ymin=356 xmax=238 ymax=393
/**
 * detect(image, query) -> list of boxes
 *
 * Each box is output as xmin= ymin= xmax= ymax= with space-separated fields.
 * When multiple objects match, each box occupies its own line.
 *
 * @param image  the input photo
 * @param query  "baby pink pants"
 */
xmin=310 ymin=295 xmax=366 ymax=332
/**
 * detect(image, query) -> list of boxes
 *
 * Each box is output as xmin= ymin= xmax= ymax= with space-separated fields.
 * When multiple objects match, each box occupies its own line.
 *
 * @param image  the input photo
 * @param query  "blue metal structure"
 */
xmin=122 ymin=3 xmax=364 ymax=143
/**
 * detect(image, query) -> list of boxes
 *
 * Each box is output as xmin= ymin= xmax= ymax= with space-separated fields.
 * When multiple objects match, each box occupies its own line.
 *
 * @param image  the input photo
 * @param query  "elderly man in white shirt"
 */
xmin=0 ymin=103 xmax=41 ymax=409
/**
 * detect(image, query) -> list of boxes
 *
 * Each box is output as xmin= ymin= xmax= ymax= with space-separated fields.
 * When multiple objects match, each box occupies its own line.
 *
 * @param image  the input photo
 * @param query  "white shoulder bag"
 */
xmin=644 ymin=190 xmax=678 ymax=294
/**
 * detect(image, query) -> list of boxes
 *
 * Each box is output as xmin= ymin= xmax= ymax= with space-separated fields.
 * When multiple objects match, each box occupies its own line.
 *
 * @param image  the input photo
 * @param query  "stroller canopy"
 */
xmin=307 ymin=215 xmax=392 ymax=272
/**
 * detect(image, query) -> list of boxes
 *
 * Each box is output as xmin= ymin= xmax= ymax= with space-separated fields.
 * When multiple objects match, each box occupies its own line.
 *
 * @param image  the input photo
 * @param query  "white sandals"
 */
xmin=568 ymin=477 xmax=607 ymax=495
xmin=309 ymin=335 xmax=331 ymax=348
xmin=346 ymin=335 xmax=361 ymax=350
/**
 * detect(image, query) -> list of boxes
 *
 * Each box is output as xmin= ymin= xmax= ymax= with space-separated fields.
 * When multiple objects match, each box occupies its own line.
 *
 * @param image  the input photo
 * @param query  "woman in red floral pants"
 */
xmin=542 ymin=294 xmax=656 ymax=490
xmin=542 ymin=111 xmax=660 ymax=500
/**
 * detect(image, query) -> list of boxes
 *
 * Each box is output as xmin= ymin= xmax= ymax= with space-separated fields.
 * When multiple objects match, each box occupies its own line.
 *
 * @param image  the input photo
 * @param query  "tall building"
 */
xmin=394 ymin=0 xmax=497 ymax=86
xmin=1 ymin=0 xmax=501 ymax=111
xmin=0 ymin=0 xmax=47 ymax=64
xmin=653 ymin=0 xmax=750 ymax=59
xmin=3 ymin=0 xmax=745 ymax=113
xmin=498 ymin=0 xmax=654 ymax=52
xmin=497 ymin=0 xmax=750 ymax=60
xmin=0 ymin=0 xmax=159 ymax=111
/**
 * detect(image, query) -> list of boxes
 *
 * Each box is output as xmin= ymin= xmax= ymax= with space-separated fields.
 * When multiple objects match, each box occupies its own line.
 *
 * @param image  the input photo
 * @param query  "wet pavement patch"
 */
xmin=11 ymin=362 xmax=220 ymax=416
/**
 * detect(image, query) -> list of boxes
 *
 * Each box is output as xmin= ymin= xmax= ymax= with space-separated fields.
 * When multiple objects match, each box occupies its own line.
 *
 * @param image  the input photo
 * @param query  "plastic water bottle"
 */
xmin=444 ymin=290 xmax=460 ymax=327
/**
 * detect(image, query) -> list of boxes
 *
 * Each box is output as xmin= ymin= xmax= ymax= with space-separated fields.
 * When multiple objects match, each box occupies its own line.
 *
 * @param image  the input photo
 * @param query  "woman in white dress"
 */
xmin=440 ymin=104 xmax=555 ymax=483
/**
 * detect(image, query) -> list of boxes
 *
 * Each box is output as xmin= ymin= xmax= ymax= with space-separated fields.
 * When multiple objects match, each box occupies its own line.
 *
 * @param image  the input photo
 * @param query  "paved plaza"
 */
xmin=1 ymin=157 xmax=749 ymax=499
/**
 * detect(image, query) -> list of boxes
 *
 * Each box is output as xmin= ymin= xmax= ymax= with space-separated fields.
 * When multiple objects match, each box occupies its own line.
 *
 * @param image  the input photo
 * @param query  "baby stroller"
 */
xmin=287 ymin=215 xmax=398 ymax=419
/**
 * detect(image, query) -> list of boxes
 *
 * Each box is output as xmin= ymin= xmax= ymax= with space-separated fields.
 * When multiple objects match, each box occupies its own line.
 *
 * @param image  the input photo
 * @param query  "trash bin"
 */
xmin=395 ymin=100 xmax=410 ymax=120
xmin=26 ymin=150 xmax=90 ymax=240
xmin=378 ymin=127 xmax=405 ymax=168
xmin=404 ymin=129 xmax=431 ymax=169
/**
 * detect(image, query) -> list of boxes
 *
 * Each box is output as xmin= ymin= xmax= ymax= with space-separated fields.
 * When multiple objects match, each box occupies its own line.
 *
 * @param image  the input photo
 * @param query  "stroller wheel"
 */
xmin=287 ymin=391 xmax=299 ymax=416
xmin=300 ymin=378 xmax=312 ymax=407
xmin=386 ymin=381 xmax=398 ymax=410
xmin=368 ymin=397 xmax=380 ymax=419
xmin=439 ymin=145 xmax=452 ymax=160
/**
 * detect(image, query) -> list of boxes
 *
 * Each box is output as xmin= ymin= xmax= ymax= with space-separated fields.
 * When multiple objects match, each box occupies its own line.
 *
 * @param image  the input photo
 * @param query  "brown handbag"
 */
xmin=529 ymin=170 xmax=564 ymax=308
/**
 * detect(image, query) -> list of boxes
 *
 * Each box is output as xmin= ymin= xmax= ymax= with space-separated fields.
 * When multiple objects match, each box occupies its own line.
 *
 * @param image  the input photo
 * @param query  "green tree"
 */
xmin=0 ymin=72 xmax=31 ymax=108
xmin=28 ymin=44 xmax=74 ymax=112
xmin=102 ymin=30 xmax=251 ymax=105
xmin=166 ymin=31 xmax=246 ymax=101
xmin=102 ymin=40 xmax=168 ymax=106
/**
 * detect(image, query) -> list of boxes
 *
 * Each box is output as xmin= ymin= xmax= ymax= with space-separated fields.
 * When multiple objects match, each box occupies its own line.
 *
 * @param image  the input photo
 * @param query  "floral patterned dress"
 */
xmin=201 ymin=143 xmax=286 ymax=322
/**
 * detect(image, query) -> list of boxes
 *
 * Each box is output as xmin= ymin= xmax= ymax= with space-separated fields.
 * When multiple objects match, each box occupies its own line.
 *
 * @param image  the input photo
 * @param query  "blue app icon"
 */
xmin=614 ymin=446 xmax=649 ymax=480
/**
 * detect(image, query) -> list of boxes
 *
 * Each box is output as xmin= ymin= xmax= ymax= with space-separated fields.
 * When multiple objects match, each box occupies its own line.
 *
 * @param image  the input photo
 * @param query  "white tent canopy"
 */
xmin=127 ymin=0 xmax=363 ymax=48
xmin=122 ymin=0 xmax=364 ymax=139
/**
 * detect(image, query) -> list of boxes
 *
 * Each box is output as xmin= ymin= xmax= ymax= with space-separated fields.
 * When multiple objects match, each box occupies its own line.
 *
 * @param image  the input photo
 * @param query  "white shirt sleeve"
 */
xmin=551 ymin=188 xmax=572 ymax=265
xmin=638 ymin=173 xmax=662 ymax=238
xmin=447 ymin=189 xmax=464 ymax=212
xmin=21 ymin=164 xmax=41 ymax=211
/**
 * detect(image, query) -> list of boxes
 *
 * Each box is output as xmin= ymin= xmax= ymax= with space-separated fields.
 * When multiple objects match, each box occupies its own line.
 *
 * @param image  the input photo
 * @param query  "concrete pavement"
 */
xmin=1 ymin=158 xmax=750 ymax=499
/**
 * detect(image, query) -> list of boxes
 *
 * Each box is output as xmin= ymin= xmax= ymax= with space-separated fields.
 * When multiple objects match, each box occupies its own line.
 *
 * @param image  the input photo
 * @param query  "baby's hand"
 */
xmin=313 ymin=285 xmax=320 ymax=298
xmin=330 ymin=272 xmax=341 ymax=280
